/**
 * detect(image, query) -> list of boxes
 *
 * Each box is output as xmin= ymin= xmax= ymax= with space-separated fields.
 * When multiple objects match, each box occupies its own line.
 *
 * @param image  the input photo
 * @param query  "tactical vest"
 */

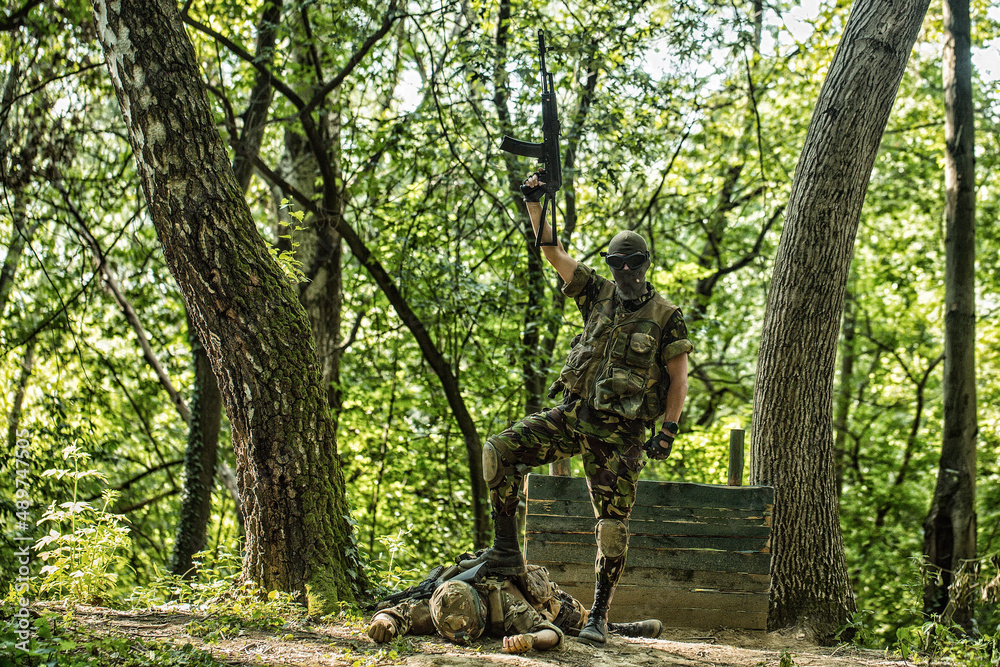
xmin=557 ymin=282 xmax=679 ymax=422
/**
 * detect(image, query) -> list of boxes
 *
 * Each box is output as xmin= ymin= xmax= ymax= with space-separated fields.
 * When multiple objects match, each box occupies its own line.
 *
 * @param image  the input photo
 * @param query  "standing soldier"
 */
xmin=463 ymin=173 xmax=692 ymax=645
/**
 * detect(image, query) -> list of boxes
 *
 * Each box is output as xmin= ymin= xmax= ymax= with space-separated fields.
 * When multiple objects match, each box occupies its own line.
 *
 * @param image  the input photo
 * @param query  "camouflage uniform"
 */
xmin=486 ymin=263 xmax=692 ymax=588
xmin=371 ymin=565 xmax=582 ymax=646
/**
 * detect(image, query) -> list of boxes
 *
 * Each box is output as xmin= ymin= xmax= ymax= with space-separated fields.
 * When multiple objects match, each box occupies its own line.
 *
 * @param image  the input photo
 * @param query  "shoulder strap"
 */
xmin=475 ymin=578 xmax=507 ymax=636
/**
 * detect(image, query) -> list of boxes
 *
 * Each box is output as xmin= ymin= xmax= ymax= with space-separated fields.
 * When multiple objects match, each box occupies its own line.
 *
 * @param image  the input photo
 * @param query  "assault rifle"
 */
xmin=500 ymin=30 xmax=562 ymax=248
xmin=371 ymin=562 xmax=487 ymax=610
xmin=372 ymin=565 xmax=446 ymax=609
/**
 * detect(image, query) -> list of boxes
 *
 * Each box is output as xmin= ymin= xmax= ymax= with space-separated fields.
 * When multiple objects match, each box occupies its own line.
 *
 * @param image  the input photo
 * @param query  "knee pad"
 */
xmin=595 ymin=519 xmax=629 ymax=559
xmin=483 ymin=439 xmax=515 ymax=489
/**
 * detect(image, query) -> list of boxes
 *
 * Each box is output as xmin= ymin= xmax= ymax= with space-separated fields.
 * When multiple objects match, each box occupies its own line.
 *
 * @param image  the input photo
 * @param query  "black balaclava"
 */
xmin=607 ymin=230 xmax=649 ymax=302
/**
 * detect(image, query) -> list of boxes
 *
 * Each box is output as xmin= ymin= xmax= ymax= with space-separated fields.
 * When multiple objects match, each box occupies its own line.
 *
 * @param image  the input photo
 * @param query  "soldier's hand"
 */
xmin=520 ymin=173 xmax=545 ymax=202
xmin=502 ymin=633 xmax=536 ymax=654
xmin=367 ymin=615 xmax=397 ymax=643
xmin=643 ymin=431 xmax=674 ymax=460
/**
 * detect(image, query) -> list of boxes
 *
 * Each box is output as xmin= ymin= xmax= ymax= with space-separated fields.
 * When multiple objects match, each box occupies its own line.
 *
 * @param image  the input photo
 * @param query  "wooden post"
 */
xmin=549 ymin=460 xmax=571 ymax=476
xmin=728 ymin=429 xmax=745 ymax=486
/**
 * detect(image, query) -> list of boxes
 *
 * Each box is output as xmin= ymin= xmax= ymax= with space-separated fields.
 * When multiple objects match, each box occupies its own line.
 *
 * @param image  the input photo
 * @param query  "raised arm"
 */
xmin=522 ymin=174 xmax=577 ymax=284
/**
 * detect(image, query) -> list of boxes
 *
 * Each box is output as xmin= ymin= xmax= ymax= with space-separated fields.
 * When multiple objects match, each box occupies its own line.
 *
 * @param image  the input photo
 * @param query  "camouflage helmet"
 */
xmin=429 ymin=580 xmax=486 ymax=643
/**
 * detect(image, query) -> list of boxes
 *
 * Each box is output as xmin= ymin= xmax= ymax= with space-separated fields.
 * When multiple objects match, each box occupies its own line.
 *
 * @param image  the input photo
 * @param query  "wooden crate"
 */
xmin=523 ymin=473 xmax=774 ymax=631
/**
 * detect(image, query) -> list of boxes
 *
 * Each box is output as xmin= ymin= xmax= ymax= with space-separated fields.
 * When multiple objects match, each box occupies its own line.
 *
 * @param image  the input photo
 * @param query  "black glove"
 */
xmin=644 ymin=431 xmax=674 ymax=460
xmin=520 ymin=175 xmax=545 ymax=202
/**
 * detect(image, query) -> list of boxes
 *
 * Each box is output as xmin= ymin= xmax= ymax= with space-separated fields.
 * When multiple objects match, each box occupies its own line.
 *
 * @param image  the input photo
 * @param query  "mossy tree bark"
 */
xmin=750 ymin=0 xmax=929 ymax=641
xmin=90 ymin=0 xmax=361 ymax=609
xmin=171 ymin=1 xmax=278 ymax=577
xmin=923 ymin=0 xmax=977 ymax=631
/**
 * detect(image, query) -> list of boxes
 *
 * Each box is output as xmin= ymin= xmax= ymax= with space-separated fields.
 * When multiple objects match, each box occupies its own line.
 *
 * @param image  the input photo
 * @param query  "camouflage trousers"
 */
xmin=487 ymin=402 xmax=646 ymax=587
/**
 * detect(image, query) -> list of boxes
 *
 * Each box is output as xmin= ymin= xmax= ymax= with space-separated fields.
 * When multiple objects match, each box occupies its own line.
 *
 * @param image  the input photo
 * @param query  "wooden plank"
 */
xmin=528 ymin=514 xmax=773 ymax=538
xmin=528 ymin=499 xmax=773 ymax=526
xmin=526 ymin=474 xmax=774 ymax=510
xmin=528 ymin=540 xmax=772 ymax=574
xmin=622 ymin=566 xmax=771 ymax=593
xmin=551 ymin=581 xmax=769 ymax=629
xmin=538 ymin=562 xmax=771 ymax=594
xmin=563 ymin=582 xmax=769 ymax=614
xmin=529 ymin=530 xmax=770 ymax=553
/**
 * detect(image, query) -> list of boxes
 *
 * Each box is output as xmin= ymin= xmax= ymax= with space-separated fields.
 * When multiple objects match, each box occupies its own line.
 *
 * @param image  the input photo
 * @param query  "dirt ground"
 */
xmin=51 ymin=604 xmax=914 ymax=667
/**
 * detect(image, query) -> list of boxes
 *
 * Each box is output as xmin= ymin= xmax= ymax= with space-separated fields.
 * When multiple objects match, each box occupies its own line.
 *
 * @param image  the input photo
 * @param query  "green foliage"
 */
xmin=33 ymin=446 xmax=131 ymax=605
xmin=121 ymin=548 xmax=305 ymax=644
xmin=753 ymin=650 xmax=797 ymax=667
xmin=268 ymin=201 xmax=309 ymax=284
xmin=840 ymin=554 xmax=1000 ymax=663
xmin=0 ymin=611 xmax=226 ymax=667
xmin=123 ymin=549 xmax=243 ymax=609
xmin=3 ymin=0 xmax=1000 ymax=652
xmin=891 ymin=619 xmax=1000 ymax=666
xmin=779 ymin=651 xmax=797 ymax=667
xmin=835 ymin=610 xmax=877 ymax=648
xmin=183 ymin=586 xmax=302 ymax=644
xmin=371 ymin=525 xmax=421 ymax=595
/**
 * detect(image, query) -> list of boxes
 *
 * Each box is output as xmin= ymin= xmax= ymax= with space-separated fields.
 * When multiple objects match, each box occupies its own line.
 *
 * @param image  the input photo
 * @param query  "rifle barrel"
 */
xmin=538 ymin=30 xmax=547 ymax=78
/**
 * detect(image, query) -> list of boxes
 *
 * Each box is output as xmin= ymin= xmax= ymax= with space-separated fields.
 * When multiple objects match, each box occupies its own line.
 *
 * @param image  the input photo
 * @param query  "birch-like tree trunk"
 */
xmin=750 ymin=0 xmax=929 ymax=640
xmin=923 ymin=0 xmax=977 ymax=631
xmin=90 ymin=0 xmax=361 ymax=610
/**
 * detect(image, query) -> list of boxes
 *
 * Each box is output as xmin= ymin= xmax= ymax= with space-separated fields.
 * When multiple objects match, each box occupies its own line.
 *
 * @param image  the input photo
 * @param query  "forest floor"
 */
xmin=50 ymin=603 xmax=917 ymax=667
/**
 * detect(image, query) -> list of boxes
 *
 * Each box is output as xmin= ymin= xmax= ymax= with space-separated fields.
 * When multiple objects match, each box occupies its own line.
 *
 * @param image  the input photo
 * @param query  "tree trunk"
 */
xmin=280 ymin=6 xmax=345 ymax=415
xmin=172 ymin=0 xmax=280 ymax=572
xmin=833 ymin=286 xmax=856 ymax=498
xmin=171 ymin=313 xmax=223 ymax=578
xmin=0 ymin=63 xmax=42 ymax=317
xmin=923 ymin=0 xmax=977 ymax=631
xmin=0 ymin=197 xmax=38 ymax=317
xmin=5 ymin=339 xmax=35 ymax=453
xmin=90 ymin=0 xmax=362 ymax=610
xmin=749 ymin=0 xmax=929 ymax=641
xmin=230 ymin=0 xmax=281 ymax=192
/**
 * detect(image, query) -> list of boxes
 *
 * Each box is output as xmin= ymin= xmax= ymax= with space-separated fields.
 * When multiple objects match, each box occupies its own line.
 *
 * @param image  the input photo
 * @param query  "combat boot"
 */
xmin=577 ymin=578 xmax=615 ymax=645
xmin=608 ymin=619 xmax=663 ymax=639
xmin=458 ymin=513 xmax=525 ymax=576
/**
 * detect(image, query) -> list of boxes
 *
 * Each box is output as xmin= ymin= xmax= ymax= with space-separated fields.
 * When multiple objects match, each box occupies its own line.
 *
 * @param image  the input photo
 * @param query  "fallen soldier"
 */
xmin=366 ymin=562 xmax=661 ymax=653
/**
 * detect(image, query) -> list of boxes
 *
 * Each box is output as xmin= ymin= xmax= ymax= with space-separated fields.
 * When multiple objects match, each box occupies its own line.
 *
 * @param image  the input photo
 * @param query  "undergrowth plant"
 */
xmin=125 ymin=548 xmax=307 ymax=643
xmin=369 ymin=525 xmax=419 ymax=599
xmin=1 ymin=609 xmax=228 ymax=666
xmin=125 ymin=548 xmax=243 ymax=609
xmin=33 ymin=445 xmax=131 ymax=605
xmin=842 ymin=554 xmax=1000 ymax=665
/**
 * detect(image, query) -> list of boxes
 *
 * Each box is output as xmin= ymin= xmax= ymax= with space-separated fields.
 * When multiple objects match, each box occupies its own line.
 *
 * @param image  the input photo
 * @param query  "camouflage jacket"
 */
xmin=374 ymin=565 xmax=581 ymax=644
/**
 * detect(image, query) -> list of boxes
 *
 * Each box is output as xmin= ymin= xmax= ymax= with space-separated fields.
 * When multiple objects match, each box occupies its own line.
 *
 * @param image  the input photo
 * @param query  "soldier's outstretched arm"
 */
xmin=522 ymin=174 xmax=577 ymax=284
xmin=502 ymin=629 xmax=560 ymax=653
xmin=367 ymin=614 xmax=399 ymax=643
xmin=663 ymin=352 xmax=689 ymax=424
